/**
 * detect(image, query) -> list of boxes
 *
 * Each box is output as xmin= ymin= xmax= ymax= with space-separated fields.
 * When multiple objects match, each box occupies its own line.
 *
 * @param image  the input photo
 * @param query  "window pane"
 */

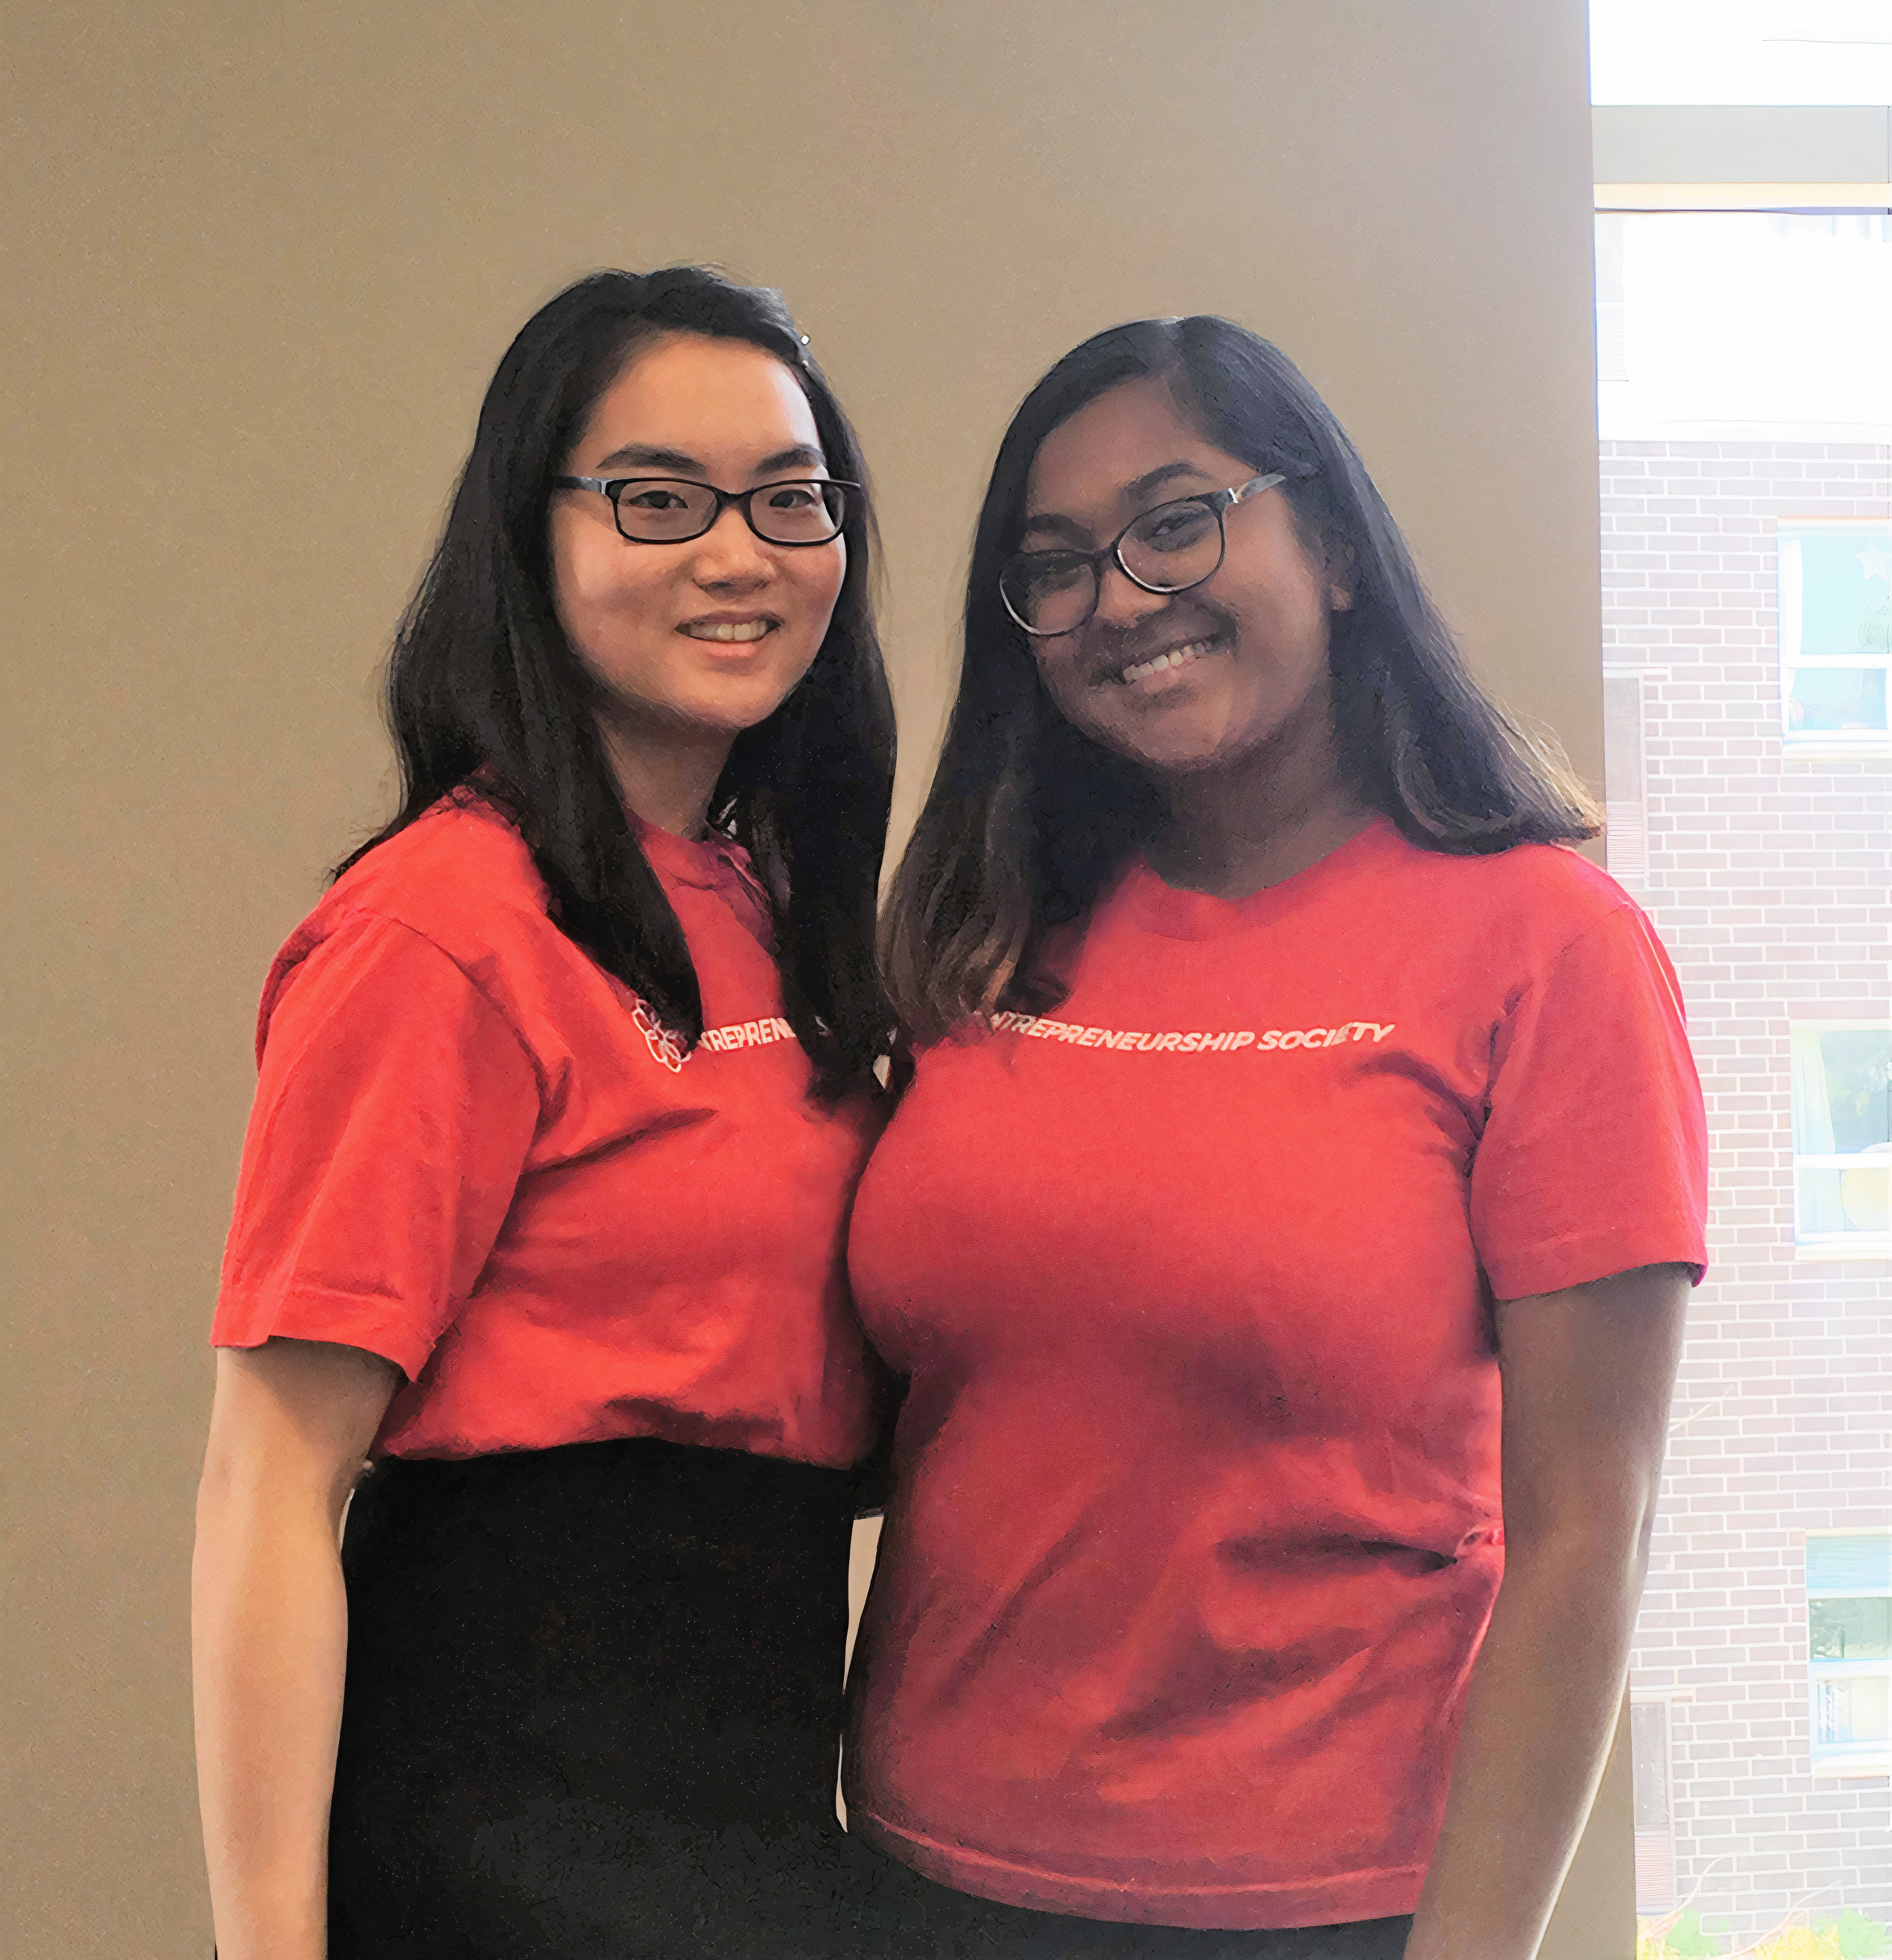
xmin=1630 ymin=1700 xmax=1670 ymax=1826
xmin=1814 ymin=1672 xmax=1890 ymax=1747
xmin=1809 ymin=1597 xmax=1892 ymax=1662
xmin=1796 ymin=1165 xmax=1889 ymax=1236
xmin=1787 ymin=664 xmax=1888 ymax=734
xmin=1780 ymin=527 xmax=1892 ymax=657
xmin=1807 ymin=1534 xmax=1892 ymax=1594
xmin=1817 ymin=1032 xmax=1892 ymax=1155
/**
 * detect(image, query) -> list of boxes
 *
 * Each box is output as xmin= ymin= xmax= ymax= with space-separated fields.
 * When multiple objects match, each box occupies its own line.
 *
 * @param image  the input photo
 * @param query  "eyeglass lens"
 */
xmin=612 ymin=479 xmax=847 ymax=545
xmin=1002 ymin=497 xmax=1226 ymax=635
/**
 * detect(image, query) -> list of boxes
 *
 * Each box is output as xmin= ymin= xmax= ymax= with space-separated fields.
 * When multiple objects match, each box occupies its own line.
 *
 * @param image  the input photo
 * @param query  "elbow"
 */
xmin=195 ymin=1427 xmax=360 ymax=1549
xmin=1500 ymin=1497 xmax=1659 ymax=1604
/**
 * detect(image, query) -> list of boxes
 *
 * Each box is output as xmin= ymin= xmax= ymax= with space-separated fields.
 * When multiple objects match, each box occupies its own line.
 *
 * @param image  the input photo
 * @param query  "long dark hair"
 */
xmin=343 ymin=267 xmax=894 ymax=1087
xmin=883 ymin=314 xmax=1599 ymax=1038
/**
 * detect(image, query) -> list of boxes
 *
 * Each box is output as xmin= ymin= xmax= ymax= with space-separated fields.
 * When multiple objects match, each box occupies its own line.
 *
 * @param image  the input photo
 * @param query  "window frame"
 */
xmin=1788 ymin=1020 xmax=1892 ymax=1261
xmin=1806 ymin=1530 xmax=1892 ymax=1780
xmin=1776 ymin=517 xmax=1892 ymax=759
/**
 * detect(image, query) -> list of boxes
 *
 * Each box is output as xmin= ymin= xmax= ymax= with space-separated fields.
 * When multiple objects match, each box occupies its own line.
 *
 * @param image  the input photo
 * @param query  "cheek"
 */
xmin=800 ymin=543 xmax=846 ymax=625
xmin=555 ymin=540 xmax=665 ymax=644
xmin=1031 ymin=648 xmax=1091 ymax=726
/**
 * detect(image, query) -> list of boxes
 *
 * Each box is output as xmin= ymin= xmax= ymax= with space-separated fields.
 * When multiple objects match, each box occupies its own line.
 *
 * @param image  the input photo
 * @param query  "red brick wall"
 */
xmin=1600 ymin=440 xmax=1891 ymax=1941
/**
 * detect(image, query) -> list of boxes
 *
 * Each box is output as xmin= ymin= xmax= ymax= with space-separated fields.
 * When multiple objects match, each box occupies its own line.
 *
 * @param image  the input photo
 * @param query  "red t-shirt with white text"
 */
xmin=842 ymin=819 xmax=1707 ymax=1927
xmin=212 ymin=791 xmax=882 ymax=1466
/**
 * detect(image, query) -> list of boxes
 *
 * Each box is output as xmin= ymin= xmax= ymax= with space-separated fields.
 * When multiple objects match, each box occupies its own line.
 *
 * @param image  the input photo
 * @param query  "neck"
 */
xmin=1146 ymin=707 xmax=1371 ymax=900
xmin=595 ymin=711 xmax=735 ymax=840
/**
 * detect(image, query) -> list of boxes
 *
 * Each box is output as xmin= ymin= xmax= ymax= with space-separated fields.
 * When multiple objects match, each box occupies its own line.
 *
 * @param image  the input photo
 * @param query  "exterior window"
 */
xmin=1778 ymin=520 xmax=1892 ymax=753
xmin=1790 ymin=1024 xmax=1891 ymax=1256
xmin=1808 ymin=1533 xmax=1892 ymax=1778
xmin=1631 ymin=1695 xmax=1677 ymax=1912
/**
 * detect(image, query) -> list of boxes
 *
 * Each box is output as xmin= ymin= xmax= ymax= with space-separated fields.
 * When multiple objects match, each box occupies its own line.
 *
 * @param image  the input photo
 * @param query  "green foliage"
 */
xmin=1833 ymin=1908 xmax=1892 ymax=1959
xmin=1641 ymin=1911 xmax=1892 ymax=1960
xmin=1671 ymin=1910 xmax=1727 ymax=1957
xmin=1857 ymin=595 xmax=1890 ymax=652
xmin=1754 ymin=1927 xmax=1842 ymax=1960
xmin=1641 ymin=1909 xmax=1728 ymax=1958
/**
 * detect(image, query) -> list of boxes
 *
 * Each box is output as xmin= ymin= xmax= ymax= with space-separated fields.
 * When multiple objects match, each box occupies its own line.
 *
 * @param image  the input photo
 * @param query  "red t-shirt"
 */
xmin=842 ymin=819 xmax=1708 ymax=1928
xmin=213 ymin=791 xmax=883 ymax=1466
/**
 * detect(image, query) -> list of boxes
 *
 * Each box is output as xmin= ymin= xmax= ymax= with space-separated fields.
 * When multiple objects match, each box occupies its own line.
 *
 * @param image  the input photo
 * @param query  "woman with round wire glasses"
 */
xmin=192 ymin=267 xmax=894 ymax=1960
xmin=842 ymin=317 xmax=1708 ymax=1959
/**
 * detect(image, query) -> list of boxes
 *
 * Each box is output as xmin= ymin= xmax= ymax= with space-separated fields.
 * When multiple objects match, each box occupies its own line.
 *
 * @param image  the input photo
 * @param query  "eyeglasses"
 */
xmin=998 ymin=473 xmax=1288 ymax=637
xmin=551 ymin=474 xmax=859 ymax=546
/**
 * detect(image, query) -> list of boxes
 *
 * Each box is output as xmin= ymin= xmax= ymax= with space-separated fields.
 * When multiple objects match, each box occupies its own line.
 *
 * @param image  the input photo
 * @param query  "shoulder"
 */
xmin=1362 ymin=825 xmax=1640 ymax=954
xmin=327 ymin=792 xmax=550 ymax=953
xmin=258 ymin=795 xmax=557 ymax=1056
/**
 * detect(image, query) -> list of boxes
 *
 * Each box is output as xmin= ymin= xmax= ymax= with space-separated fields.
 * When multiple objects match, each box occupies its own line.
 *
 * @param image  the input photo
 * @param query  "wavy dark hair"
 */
xmin=341 ymin=267 xmax=894 ymax=1087
xmin=882 ymin=314 xmax=1599 ymax=1038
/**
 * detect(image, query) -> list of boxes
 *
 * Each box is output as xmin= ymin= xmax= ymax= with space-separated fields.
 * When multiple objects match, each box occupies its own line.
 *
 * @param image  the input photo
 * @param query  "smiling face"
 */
xmin=548 ymin=331 xmax=845 ymax=755
xmin=1019 ymin=376 xmax=1348 ymax=784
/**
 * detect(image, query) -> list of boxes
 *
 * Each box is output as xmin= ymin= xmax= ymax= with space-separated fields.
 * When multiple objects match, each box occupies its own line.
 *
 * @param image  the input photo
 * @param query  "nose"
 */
xmin=1090 ymin=553 xmax=1167 ymax=633
xmin=690 ymin=503 xmax=775 ymax=589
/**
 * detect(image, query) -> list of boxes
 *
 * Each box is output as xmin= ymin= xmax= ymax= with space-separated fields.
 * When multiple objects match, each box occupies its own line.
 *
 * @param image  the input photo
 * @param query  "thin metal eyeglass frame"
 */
xmin=999 ymin=472 xmax=1288 ymax=636
xmin=550 ymin=474 xmax=861 ymax=546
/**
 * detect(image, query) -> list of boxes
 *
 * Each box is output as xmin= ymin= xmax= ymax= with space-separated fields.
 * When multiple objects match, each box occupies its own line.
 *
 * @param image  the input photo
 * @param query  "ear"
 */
xmin=1328 ymin=583 xmax=1353 ymax=612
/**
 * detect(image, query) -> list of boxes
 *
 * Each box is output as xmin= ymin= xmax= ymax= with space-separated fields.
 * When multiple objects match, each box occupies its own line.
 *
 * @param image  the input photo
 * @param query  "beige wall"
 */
xmin=1 ymin=4 xmax=1615 ymax=1952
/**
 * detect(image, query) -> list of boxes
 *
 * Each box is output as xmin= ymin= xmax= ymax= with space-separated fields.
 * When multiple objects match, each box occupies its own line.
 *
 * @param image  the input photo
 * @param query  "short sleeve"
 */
xmin=1469 ymin=903 xmax=1708 ymax=1301
xmin=212 ymin=910 xmax=542 ymax=1378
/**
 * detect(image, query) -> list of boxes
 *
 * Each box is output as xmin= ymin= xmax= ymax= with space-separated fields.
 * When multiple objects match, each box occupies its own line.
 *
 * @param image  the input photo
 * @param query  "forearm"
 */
xmin=1405 ymin=1528 xmax=1647 ymax=1960
xmin=192 ymin=1474 xmax=350 ymax=1960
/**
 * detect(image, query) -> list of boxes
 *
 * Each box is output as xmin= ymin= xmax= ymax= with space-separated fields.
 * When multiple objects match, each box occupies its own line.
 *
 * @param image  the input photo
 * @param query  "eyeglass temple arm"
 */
xmin=1224 ymin=472 xmax=1288 ymax=509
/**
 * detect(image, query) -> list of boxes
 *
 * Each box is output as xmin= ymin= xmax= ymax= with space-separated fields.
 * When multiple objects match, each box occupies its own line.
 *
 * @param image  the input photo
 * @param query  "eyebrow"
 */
xmin=589 ymin=442 xmax=827 ymax=479
xmin=1020 ymin=459 xmax=1218 ymax=544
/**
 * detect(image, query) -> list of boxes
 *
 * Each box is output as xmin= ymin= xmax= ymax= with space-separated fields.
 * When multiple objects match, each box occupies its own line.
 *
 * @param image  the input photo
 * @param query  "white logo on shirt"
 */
xmin=698 ymin=1016 xmax=795 ymax=1054
xmin=991 ymin=1011 xmax=1396 ymax=1054
xmin=632 ymin=1000 xmax=688 ymax=1073
xmin=632 ymin=1000 xmax=796 ymax=1073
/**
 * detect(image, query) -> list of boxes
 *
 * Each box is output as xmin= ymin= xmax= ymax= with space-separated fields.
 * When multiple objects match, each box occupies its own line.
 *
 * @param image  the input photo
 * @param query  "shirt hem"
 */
xmin=1482 ymin=1224 xmax=1707 ymax=1302
xmin=210 ymin=1285 xmax=440 ymax=1382
xmin=847 ymin=1809 xmax=1427 ymax=1929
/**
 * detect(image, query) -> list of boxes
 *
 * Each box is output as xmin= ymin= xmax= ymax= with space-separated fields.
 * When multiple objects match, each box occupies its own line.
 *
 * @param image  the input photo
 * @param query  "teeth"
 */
xmin=1119 ymin=639 xmax=1212 ymax=685
xmin=684 ymin=620 xmax=772 ymax=642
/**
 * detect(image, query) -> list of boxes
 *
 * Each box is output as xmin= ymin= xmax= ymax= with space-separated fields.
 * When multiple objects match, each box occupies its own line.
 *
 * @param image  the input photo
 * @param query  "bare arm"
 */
xmin=1404 ymin=1262 xmax=1690 ymax=1960
xmin=192 ymin=1337 xmax=400 ymax=1960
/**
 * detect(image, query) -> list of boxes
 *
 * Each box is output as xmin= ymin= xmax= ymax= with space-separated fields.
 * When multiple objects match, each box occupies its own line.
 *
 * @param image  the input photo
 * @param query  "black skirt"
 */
xmin=328 ymin=1436 xmax=863 ymax=1960
xmin=841 ymin=1840 xmax=1416 ymax=1960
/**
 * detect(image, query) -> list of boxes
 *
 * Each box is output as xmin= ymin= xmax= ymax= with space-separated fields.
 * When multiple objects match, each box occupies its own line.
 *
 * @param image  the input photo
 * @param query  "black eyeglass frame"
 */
xmin=999 ymin=471 xmax=1290 ymax=637
xmin=551 ymin=474 xmax=862 ymax=546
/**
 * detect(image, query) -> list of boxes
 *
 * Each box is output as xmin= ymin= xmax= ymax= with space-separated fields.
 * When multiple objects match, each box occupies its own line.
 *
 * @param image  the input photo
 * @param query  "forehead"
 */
xmin=574 ymin=332 xmax=820 ymax=463
xmin=1025 ymin=377 xmax=1249 ymax=520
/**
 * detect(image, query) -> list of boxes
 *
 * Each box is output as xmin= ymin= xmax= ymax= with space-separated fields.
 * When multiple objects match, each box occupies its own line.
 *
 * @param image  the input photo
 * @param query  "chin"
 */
xmin=1084 ymin=712 xmax=1244 ymax=778
xmin=676 ymin=671 xmax=810 ymax=732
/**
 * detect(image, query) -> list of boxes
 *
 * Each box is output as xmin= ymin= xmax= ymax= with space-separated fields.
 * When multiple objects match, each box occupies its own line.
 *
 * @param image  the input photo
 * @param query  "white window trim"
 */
xmin=1777 ymin=519 xmax=1892 ymax=756
xmin=1807 ymin=1531 xmax=1892 ymax=1781
xmin=1789 ymin=1022 xmax=1892 ymax=1260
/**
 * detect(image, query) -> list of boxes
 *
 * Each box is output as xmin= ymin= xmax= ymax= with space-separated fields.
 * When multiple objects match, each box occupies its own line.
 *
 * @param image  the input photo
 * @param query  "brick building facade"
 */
xmin=1598 ymin=438 xmax=1891 ymax=1941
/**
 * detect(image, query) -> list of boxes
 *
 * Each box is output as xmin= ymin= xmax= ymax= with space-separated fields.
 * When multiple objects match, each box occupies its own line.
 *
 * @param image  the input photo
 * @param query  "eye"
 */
xmin=1132 ymin=501 xmax=1218 ymax=552
xmin=764 ymin=481 xmax=825 ymax=510
xmin=622 ymin=486 xmax=692 ymax=511
xmin=1020 ymin=553 xmax=1090 ymax=593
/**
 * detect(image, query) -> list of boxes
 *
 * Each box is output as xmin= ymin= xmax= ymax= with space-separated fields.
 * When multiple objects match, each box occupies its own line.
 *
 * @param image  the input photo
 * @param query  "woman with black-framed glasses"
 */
xmin=842 ymin=317 xmax=1709 ymax=1959
xmin=192 ymin=267 xmax=895 ymax=1960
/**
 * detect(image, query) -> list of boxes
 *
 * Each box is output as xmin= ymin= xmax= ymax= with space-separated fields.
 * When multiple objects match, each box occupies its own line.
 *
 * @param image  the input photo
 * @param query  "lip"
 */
xmin=1093 ymin=628 xmax=1228 ymax=688
xmin=678 ymin=612 xmax=781 ymax=644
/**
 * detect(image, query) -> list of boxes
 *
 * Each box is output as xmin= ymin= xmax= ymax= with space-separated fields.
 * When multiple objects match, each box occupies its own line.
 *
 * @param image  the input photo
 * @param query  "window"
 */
xmin=1631 ymin=1694 xmax=1678 ymax=1911
xmin=1808 ymin=1532 xmax=1892 ymax=1778
xmin=1780 ymin=517 xmax=1890 ymax=752
xmin=1778 ymin=520 xmax=1892 ymax=754
xmin=1790 ymin=1024 xmax=1892 ymax=1256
